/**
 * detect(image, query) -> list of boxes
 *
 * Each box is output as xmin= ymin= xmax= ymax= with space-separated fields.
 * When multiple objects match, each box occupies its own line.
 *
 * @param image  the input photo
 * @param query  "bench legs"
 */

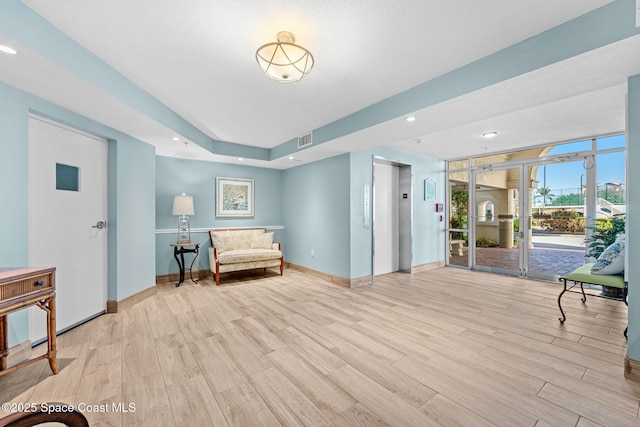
xmin=624 ymin=287 xmax=628 ymax=339
xmin=558 ymin=277 xmax=628 ymax=340
xmin=558 ymin=278 xmax=567 ymax=323
xmin=214 ymin=259 xmax=284 ymax=286
xmin=558 ymin=277 xmax=586 ymax=323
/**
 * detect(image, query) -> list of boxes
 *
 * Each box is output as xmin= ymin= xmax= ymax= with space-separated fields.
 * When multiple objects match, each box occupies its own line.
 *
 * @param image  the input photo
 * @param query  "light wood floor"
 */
xmin=1 ymin=267 xmax=638 ymax=426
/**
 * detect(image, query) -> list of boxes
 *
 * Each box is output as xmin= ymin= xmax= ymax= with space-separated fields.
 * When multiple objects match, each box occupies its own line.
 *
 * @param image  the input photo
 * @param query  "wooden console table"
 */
xmin=0 ymin=267 xmax=57 ymax=376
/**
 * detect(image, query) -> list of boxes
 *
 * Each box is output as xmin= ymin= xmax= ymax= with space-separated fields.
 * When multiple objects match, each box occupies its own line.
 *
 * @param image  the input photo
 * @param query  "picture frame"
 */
xmin=424 ymin=178 xmax=436 ymax=201
xmin=216 ymin=177 xmax=254 ymax=217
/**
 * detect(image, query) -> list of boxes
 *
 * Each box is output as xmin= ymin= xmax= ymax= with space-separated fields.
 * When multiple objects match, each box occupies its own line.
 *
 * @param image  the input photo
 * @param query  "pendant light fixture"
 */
xmin=256 ymin=31 xmax=314 ymax=83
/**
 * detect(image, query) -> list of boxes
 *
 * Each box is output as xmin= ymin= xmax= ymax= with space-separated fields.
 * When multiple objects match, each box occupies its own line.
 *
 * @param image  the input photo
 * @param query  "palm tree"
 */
xmin=537 ymin=186 xmax=554 ymax=206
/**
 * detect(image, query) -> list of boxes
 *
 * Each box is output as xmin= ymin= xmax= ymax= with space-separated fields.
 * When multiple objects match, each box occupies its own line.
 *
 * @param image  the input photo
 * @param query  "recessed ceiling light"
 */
xmin=288 ymin=156 xmax=295 ymax=160
xmin=0 ymin=45 xmax=17 ymax=55
xmin=238 ymin=158 xmax=244 ymax=161
xmin=482 ymin=131 xmax=498 ymax=138
xmin=406 ymin=116 xmax=416 ymax=122
xmin=172 ymin=136 xmax=180 ymax=141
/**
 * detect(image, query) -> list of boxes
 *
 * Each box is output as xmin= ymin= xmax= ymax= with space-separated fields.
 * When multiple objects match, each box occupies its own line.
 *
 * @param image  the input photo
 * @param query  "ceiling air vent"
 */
xmin=297 ymin=132 xmax=312 ymax=149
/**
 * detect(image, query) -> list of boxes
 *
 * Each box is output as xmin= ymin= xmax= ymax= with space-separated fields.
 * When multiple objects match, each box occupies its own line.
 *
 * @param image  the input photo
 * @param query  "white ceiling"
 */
xmin=2 ymin=0 xmax=637 ymax=168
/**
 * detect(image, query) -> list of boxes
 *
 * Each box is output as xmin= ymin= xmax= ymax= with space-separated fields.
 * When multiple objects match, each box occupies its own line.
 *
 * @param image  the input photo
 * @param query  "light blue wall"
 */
xmin=349 ymin=147 xmax=446 ymax=279
xmin=0 ymin=86 xmax=29 ymax=266
xmin=627 ymin=74 xmax=640 ymax=360
xmin=113 ymin=140 xmax=156 ymax=300
xmin=282 ymin=155 xmax=351 ymax=278
xmin=281 ymin=149 xmax=444 ymax=280
xmin=0 ymin=85 xmax=30 ymax=346
xmin=155 ymin=157 xmax=284 ymax=276
xmin=0 ymin=82 xmax=156 ymax=346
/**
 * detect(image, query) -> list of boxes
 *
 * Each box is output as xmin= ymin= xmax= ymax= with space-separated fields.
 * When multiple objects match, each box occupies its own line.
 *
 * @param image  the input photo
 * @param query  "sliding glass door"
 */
xmin=526 ymin=160 xmax=589 ymax=280
xmin=472 ymin=166 xmax=522 ymax=276
xmin=470 ymin=159 xmax=589 ymax=280
xmin=448 ymin=167 xmax=469 ymax=268
xmin=454 ymin=156 xmax=592 ymax=280
xmin=447 ymin=135 xmax=626 ymax=283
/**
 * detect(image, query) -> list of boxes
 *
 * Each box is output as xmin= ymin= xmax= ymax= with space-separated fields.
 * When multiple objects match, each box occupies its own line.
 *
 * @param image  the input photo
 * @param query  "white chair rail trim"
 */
xmin=156 ymin=226 xmax=284 ymax=234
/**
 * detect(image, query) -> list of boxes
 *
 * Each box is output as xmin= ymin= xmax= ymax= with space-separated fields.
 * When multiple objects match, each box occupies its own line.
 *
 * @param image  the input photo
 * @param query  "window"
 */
xmin=56 ymin=163 xmax=79 ymax=192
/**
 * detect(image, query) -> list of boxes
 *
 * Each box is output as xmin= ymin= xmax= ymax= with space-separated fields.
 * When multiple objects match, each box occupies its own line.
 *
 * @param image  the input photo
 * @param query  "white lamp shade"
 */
xmin=172 ymin=194 xmax=195 ymax=215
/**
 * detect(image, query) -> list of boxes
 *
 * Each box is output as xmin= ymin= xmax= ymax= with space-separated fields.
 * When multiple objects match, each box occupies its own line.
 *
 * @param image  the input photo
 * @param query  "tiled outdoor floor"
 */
xmin=448 ymin=246 xmax=585 ymax=278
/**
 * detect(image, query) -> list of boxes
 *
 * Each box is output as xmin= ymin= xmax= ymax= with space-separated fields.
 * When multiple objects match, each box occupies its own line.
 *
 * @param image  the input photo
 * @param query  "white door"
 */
xmin=28 ymin=116 xmax=108 ymax=342
xmin=374 ymin=162 xmax=399 ymax=275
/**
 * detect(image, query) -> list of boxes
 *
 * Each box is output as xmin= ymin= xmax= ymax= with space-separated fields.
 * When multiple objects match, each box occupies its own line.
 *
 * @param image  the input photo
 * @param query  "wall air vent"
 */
xmin=297 ymin=132 xmax=312 ymax=149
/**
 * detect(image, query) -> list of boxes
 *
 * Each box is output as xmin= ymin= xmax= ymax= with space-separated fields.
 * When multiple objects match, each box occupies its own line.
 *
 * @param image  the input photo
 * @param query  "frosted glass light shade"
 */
xmin=256 ymin=31 xmax=314 ymax=83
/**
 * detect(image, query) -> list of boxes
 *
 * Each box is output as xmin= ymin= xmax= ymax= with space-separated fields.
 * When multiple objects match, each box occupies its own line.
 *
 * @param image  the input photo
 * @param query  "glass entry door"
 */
xmin=470 ymin=160 xmax=589 ymax=280
xmin=447 ymin=136 xmax=625 ymax=282
xmin=525 ymin=160 xmax=591 ymax=280
xmin=472 ymin=166 xmax=523 ymax=276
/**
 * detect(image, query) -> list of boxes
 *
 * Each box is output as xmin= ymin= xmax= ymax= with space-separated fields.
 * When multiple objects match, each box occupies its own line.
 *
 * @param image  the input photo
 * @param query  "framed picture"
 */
xmin=424 ymin=178 xmax=436 ymax=201
xmin=216 ymin=177 xmax=254 ymax=217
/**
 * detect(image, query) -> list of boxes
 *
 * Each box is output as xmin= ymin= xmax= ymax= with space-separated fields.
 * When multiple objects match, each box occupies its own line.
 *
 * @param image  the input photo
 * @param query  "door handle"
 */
xmin=92 ymin=221 xmax=107 ymax=230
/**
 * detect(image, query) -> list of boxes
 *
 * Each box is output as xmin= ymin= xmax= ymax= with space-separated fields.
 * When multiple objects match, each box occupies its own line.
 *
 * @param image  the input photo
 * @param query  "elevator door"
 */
xmin=373 ymin=159 xmax=412 ymax=277
xmin=374 ymin=162 xmax=399 ymax=275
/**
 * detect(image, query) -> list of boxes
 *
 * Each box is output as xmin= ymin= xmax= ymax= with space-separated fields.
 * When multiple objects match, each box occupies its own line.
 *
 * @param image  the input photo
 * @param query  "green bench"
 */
xmin=558 ymin=263 xmax=627 ymax=338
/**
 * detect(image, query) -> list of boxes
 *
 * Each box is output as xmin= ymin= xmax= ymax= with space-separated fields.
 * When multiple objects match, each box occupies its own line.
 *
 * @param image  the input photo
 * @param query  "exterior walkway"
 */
xmin=449 ymin=233 xmax=586 ymax=278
